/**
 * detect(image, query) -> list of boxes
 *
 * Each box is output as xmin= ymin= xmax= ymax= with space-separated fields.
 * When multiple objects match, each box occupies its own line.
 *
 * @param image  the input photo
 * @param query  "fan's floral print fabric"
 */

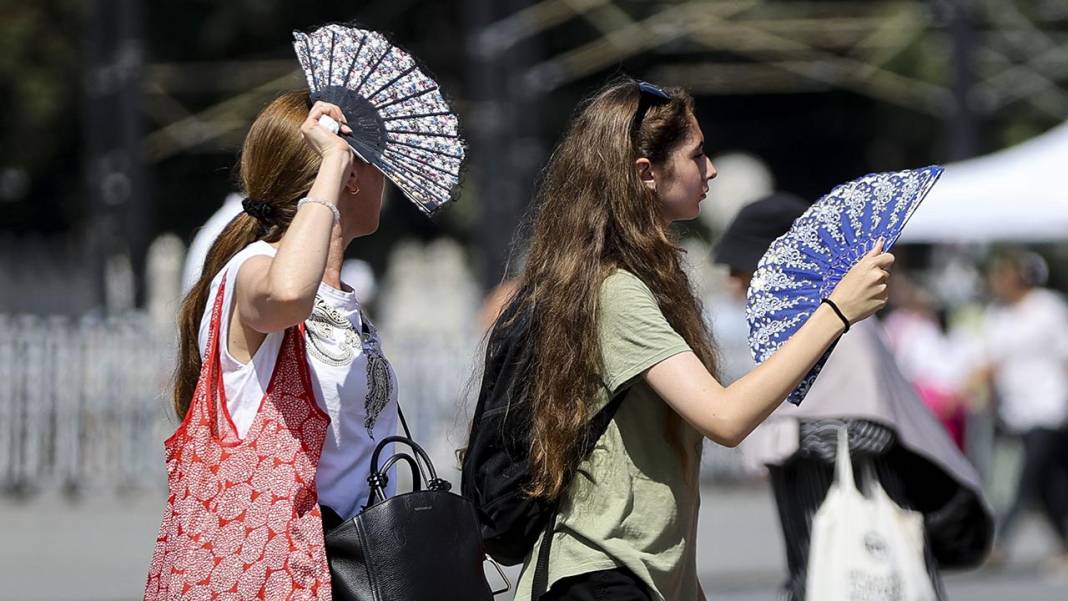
xmin=145 ymin=278 xmax=332 ymax=600
xmin=747 ymin=166 xmax=942 ymax=405
xmin=292 ymin=23 xmax=465 ymax=216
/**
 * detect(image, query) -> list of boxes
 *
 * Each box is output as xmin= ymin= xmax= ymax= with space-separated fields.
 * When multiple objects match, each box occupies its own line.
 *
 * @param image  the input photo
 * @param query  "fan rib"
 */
xmin=386 ymin=129 xmax=460 ymax=139
xmin=340 ymin=34 xmax=368 ymax=90
xmin=355 ymin=45 xmax=393 ymax=95
xmin=327 ymin=32 xmax=336 ymax=86
xmin=366 ymin=65 xmax=420 ymax=103
xmin=386 ymin=147 xmax=459 ymax=177
xmin=379 ymin=150 xmax=452 ymax=185
xmin=302 ymin=37 xmax=319 ymax=91
xmin=378 ymin=160 xmax=448 ymax=204
xmin=374 ymin=86 xmax=437 ymax=111
xmin=389 ymin=138 xmax=463 ymax=159
xmin=382 ymin=110 xmax=453 ymax=122
xmin=393 ymin=156 xmax=461 ymax=181
xmin=379 ymin=155 xmax=452 ymax=194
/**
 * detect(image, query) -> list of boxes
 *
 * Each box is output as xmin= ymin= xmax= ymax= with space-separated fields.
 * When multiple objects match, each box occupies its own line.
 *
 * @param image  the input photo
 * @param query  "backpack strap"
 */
xmin=531 ymin=392 xmax=626 ymax=599
xmin=531 ymin=509 xmax=556 ymax=599
xmin=581 ymin=392 xmax=625 ymax=455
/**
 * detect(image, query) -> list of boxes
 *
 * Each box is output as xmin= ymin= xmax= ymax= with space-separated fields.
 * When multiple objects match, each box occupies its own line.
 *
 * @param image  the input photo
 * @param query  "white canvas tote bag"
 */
xmin=805 ymin=427 xmax=936 ymax=601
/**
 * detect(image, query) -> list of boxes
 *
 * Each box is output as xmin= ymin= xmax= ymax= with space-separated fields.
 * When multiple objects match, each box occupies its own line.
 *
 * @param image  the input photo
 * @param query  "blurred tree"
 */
xmin=0 ymin=0 xmax=84 ymax=231
xmin=2 ymin=0 xmax=1067 ymax=297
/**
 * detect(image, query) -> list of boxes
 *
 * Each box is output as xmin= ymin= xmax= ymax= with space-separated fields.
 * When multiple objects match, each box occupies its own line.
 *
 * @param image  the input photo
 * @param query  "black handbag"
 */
xmin=323 ymin=411 xmax=508 ymax=600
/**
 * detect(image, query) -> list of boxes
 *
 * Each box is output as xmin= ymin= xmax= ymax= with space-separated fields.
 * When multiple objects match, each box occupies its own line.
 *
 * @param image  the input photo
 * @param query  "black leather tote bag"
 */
xmin=324 ymin=430 xmax=506 ymax=601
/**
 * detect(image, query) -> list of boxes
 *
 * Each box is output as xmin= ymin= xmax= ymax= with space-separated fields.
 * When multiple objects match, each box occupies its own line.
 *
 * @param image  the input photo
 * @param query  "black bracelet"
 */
xmin=820 ymin=298 xmax=850 ymax=333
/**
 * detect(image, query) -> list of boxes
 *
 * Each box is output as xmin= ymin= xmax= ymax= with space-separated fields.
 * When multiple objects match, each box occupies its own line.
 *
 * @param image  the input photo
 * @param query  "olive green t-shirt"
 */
xmin=514 ymin=270 xmax=703 ymax=601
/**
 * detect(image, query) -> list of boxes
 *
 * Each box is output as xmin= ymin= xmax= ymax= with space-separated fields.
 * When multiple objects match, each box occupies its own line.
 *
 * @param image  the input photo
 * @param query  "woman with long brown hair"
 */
xmin=501 ymin=78 xmax=895 ymax=600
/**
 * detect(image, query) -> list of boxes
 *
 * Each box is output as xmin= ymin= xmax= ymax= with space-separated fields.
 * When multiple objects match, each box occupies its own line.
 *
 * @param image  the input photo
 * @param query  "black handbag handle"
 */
xmin=366 ymin=435 xmax=451 ymax=507
xmin=378 ymin=453 xmax=423 ymax=491
xmin=370 ymin=435 xmax=437 ymax=479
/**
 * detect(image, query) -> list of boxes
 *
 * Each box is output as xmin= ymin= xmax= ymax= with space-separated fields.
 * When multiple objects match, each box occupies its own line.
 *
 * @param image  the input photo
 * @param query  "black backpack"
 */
xmin=460 ymin=296 xmax=623 ymax=592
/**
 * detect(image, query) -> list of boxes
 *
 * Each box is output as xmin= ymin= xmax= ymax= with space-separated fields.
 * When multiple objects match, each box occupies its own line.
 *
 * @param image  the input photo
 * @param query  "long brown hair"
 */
xmin=512 ymin=77 xmax=718 ymax=500
xmin=172 ymin=91 xmax=320 ymax=420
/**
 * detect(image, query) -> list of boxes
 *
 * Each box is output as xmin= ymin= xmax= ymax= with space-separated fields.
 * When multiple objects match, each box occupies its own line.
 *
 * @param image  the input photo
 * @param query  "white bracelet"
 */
xmin=297 ymin=197 xmax=341 ymax=225
xmin=318 ymin=114 xmax=340 ymax=135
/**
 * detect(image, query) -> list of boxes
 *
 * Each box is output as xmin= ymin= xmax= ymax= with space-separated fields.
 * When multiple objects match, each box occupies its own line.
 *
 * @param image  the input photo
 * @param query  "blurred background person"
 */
xmin=884 ymin=273 xmax=971 ymax=450
xmin=716 ymin=192 xmax=994 ymax=601
xmin=179 ymin=192 xmax=243 ymax=294
xmin=977 ymin=250 xmax=1068 ymax=568
xmin=182 ymin=193 xmax=379 ymax=305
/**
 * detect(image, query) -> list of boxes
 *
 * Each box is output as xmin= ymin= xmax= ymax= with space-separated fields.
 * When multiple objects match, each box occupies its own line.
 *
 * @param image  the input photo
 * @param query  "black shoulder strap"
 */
xmin=397 ymin=402 xmax=413 ymax=439
xmin=531 ymin=392 xmax=625 ymax=599
xmin=580 ymin=393 xmax=625 ymax=455
xmin=531 ymin=509 xmax=556 ymax=599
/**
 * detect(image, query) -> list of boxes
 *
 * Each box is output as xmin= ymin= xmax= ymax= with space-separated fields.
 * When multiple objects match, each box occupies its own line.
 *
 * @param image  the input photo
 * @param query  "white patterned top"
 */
xmin=197 ymin=241 xmax=399 ymax=519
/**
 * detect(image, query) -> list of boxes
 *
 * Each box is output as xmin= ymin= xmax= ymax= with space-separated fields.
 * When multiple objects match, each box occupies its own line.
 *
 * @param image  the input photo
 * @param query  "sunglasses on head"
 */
xmin=638 ymin=80 xmax=670 ymax=100
xmin=633 ymin=79 xmax=671 ymax=135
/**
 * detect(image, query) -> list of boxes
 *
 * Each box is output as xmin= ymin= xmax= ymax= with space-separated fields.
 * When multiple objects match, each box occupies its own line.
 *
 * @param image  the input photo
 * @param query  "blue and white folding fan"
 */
xmin=746 ymin=166 xmax=943 ymax=405
xmin=292 ymin=24 xmax=464 ymax=216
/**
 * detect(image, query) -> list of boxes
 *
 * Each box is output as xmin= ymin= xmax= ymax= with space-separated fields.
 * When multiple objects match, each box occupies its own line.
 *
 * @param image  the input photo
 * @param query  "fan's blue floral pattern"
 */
xmin=746 ymin=166 xmax=943 ymax=405
xmin=293 ymin=24 xmax=465 ymax=215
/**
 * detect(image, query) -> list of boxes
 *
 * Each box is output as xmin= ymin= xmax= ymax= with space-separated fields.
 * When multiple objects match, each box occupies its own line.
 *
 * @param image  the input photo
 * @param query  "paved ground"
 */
xmin=1 ymin=483 xmax=1065 ymax=600
xmin=696 ymin=486 xmax=1068 ymax=601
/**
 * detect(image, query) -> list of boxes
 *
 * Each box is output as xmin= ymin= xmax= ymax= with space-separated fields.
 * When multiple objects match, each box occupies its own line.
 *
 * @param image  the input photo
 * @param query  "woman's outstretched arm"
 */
xmin=645 ymin=241 xmax=894 ymax=447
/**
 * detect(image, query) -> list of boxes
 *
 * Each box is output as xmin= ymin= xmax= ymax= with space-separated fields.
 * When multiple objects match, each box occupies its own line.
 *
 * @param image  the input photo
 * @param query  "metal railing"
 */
xmin=0 ymin=313 xmax=172 ymax=493
xmin=0 ymin=312 xmax=759 ymax=496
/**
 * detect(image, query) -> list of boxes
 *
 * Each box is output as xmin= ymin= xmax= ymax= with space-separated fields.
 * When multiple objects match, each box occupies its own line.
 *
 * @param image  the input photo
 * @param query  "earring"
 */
xmin=347 ymin=183 xmax=361 ymax=195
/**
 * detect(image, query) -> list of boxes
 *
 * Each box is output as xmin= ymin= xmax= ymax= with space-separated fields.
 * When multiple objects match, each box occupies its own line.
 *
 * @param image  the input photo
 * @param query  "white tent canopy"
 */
xmin=899 ymin=120 xmax=1068 ymax=243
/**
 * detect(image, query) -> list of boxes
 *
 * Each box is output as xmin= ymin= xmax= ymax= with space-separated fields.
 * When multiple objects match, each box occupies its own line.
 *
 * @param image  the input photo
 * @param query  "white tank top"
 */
xmin=197 ymin=241 xmax=398 ymax=519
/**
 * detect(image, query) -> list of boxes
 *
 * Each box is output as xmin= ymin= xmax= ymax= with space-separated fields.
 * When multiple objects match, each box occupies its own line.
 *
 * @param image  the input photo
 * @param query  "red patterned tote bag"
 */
xmin=145 ymin=276 xmax=332 ymax=600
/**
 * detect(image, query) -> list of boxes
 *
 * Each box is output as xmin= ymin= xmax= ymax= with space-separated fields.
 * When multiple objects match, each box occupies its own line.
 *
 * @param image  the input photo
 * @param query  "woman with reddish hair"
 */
xmin=145 ymin=21 xmax=465 ymax=597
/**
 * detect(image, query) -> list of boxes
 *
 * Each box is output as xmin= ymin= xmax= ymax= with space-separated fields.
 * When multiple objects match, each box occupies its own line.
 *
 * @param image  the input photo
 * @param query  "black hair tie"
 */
xmin=242 ymin=197 xmax=275 ymax=225
xmin=820 ymin=298 xmax=850 ymax=333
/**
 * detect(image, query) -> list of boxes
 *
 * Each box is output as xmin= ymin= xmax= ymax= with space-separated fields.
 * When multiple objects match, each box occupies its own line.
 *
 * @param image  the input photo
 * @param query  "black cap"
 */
xmin=714 ymin=192 xmax=811 ymax=273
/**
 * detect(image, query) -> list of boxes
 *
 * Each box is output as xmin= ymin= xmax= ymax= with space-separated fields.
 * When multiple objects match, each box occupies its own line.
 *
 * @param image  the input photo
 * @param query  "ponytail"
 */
xmin=171 ymin=91 xmax=320 ymax=420
xmin=172 ymin=215 xmax=262 ymax=419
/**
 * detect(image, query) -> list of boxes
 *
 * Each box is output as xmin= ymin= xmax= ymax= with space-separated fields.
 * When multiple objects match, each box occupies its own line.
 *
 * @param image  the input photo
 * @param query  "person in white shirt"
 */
xmin=980 ymin=250 xmax=1068 ymax=563
xmin=173 ymin=93 xmax=399 ymax=523
xmin=180 ymin=193 xmax=244 ymax=295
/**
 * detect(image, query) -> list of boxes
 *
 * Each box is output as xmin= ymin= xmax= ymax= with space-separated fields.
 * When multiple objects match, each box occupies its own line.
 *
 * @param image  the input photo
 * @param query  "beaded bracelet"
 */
xmin=297 ymin=197 xmax=341 ymax=225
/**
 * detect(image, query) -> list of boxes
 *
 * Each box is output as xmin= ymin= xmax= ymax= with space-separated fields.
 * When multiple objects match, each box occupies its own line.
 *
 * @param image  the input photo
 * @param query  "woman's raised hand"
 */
xmin=300 ymin=101 xmax=353 ymax=158
xmin=827 ymin=238 xmax=895 ymax=326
